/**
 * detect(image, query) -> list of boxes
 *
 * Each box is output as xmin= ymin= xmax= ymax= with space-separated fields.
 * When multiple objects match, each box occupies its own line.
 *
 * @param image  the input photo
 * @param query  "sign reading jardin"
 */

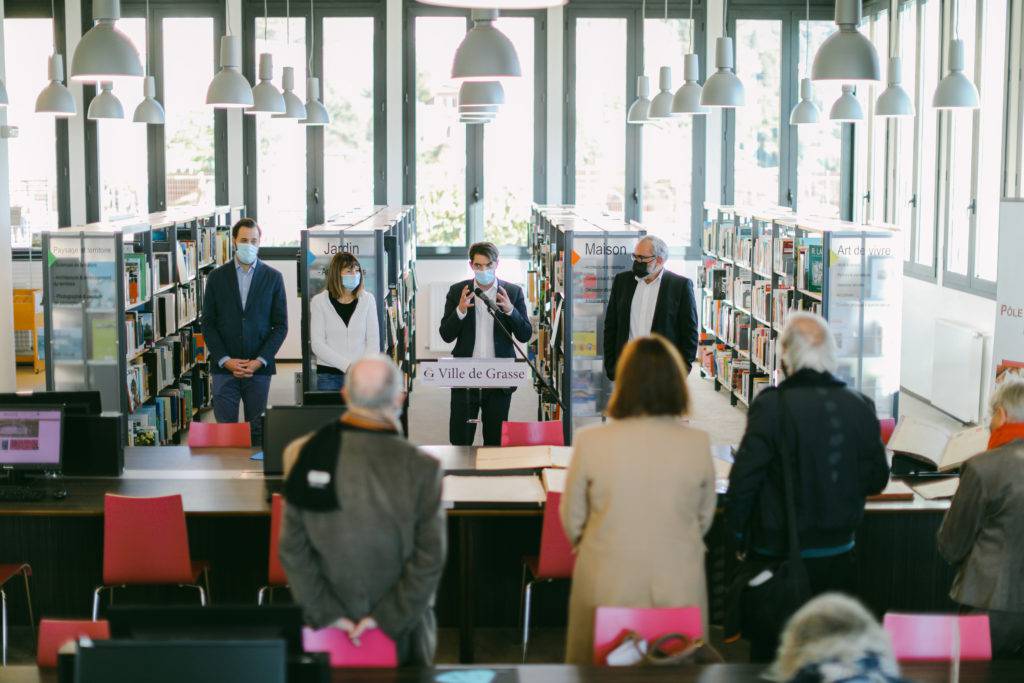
xmin=420 ymin=358 xmax=529 ymax=388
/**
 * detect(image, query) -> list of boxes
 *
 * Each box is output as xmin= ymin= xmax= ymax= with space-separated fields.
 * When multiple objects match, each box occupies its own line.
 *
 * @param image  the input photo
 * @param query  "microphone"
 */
xmin=473 ymin=286 xmax=501 ymax=314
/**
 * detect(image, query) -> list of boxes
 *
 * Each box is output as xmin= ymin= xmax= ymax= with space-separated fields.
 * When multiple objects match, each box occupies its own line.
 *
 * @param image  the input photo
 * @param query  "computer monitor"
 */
xmin=75 ymin=639 xmax=286 ymax=683
xmin=262 ymin=405 xmax=345 ymax=476
xmin=0 ymin=390 xmax=101 ymax=416
xmin=0 ymin=405 xmax=63 ymax=472
xmin=107 ymin=605 xmax=304 ymax=656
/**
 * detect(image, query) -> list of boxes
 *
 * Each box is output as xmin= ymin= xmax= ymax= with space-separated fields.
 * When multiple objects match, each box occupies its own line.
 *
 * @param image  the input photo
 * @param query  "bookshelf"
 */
xmin=528 ymin=205 xmax=646 ymax=444
xmin=42 ymin=206 xmax=240 ymax=445
xmin=299 ymin=206 xmax=417 ymax=398
xmin=698 ymin=204 xmax=902 ymax=418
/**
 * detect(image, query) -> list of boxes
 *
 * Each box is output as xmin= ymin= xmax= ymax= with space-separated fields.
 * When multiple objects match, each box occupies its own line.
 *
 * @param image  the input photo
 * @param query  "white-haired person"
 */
xmin=725 ymin=312 xmax=890 ymax=661
xmin=937 ymin=377 xmax=1024 ymax=659
xmin=769 ymin=593 xmax=907 ymax=683
xmin=602 ymin=234 xmax=699 ymax=379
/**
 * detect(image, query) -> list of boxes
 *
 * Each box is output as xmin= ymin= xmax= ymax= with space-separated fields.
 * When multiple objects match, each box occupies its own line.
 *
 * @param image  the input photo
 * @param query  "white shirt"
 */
xmin=629 ymin=269 xmax=664 ymax=340
xmin=456 ymin=284 xmax=496 ymax=359
xmin=309 ymin=289 xmax=380 ymax=372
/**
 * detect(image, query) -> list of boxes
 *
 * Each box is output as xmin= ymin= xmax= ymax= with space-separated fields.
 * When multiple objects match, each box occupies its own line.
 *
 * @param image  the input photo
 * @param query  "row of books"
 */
xmin=125 ymin=310 xmax=153 ymax=358
xmin=751 ymin=326 xmax=773 ymax=371
xmin=177 ymin=282 xmax=199 ymax=325
xmin=702 ymin=298 xmax=752 ymax=351
xmin=128 ymin=381 xmax=196 ymax=446
xmin=795 ymin=239 xmax=824 ymax=293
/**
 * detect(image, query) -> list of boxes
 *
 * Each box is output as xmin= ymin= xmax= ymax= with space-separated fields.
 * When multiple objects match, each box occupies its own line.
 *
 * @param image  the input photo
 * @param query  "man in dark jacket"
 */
xmin=603 ymin=235 xmax=699 ymax=379
xmin=202 ymin=218 xmax=288 ymax=445
xmin=438 ymin=241 xmax=533 ymax=446
xmin=726 ymin=312 xmax=889 ymax=661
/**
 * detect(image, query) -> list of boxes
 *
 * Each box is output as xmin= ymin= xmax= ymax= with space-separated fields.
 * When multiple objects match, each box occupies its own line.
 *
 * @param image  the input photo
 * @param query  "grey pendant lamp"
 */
xmin=459 ymin=81 xmax=505 ymax=109
xmin=700 ymin=0 xmax=745 ymax=108
xmin=36 ymin=0 xmax=76 ymax=117
xmin=627 ymin=75 xmax=652 ymax=124
xmin=876 ymin=0 xmax=915 ymax=117
xmin=451 ymin=9 xmax=521 ymax=81
xmin=830 ymin=84 xmax=864 ymax=121
xmin=88 ymin=81 xmax=124 ymax=119
xmin=671 ymin=0 xmax=705 ymax=115
xmin=647 ymin=0 xmax=675 ymax=118
xmin=811 ymin=0 xmax=880 ymax=83
xmin=71 ymin=0 xmax=144 ymax=82
xmin=273 ymin=0 xmax=307 ymax=120
xmin=207 ymin=0 xmax=253 ymax=108
xmin=790 ymin=0 xmax=821 ymax=125
xmin=933 ymin=0 xmax=979 ymax=109
xmin=301 ymin=0 xmax=330 ymax=126
xmin=133 ymin=0 xmax=165 ymax=124
xmin=248 ymin=0 xmax=286 ymax=116
xmin=420 ymin=0 xmax=565 ymax=8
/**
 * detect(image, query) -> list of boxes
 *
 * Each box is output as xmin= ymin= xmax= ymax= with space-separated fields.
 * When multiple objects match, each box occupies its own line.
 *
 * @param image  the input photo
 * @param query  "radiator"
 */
xmin=931 ymin=319 xmax=987 ymax=423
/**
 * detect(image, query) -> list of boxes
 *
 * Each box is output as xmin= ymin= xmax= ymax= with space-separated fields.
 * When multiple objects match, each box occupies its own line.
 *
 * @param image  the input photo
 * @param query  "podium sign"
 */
xmin=419 ymin=358 xmax=529 ymax=388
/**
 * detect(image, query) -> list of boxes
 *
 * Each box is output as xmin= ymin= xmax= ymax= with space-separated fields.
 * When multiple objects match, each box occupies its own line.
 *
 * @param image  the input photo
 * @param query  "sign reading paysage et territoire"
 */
xmin=419 ymin=358 xmax=530 ymax=388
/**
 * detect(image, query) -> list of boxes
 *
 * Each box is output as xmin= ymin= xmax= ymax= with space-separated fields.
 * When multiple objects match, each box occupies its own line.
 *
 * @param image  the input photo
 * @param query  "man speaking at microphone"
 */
xmin=439 ymin=241 xmax=533 ymax=446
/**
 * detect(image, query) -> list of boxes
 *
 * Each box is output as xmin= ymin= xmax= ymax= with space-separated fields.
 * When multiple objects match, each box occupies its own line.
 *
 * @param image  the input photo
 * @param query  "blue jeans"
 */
xmin=316 ymin=372 xmax=345 ymax=392
xmin=212 ymin=373 xmax=272 ymax=445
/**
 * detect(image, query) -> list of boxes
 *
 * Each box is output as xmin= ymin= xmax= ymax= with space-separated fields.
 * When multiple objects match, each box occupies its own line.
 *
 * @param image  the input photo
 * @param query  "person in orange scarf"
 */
xmin=937 ymin=377 xmax=1024 ymax=659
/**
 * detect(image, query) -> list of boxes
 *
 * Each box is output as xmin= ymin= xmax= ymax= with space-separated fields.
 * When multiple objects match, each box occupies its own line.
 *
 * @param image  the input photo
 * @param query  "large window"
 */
xmin=895 ymin=0 xmax=918 ymax=261
xmin=943 ymin=1 xmax=977 ymax=278
xmin=915 ymin=0 xmax=941 ymax=272
xmin=796 ymin=19 xmax=842 ymax=217
xmin=734 ymin=18 xmax=782 ymax=210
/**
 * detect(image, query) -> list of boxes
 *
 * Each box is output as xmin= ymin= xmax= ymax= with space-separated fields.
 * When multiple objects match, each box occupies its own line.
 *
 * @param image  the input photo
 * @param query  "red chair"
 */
xmin=883 ymin=612 xmax=992 ymax=661
xmin=501 ymin=420 xmax=565 ymax=447
xmin=1 ymin=562 xmax=33 ymax=666
xmin=37 ymin=619 xmax=110 ymax=668
xmin=880 ymin=418 xmax=897 ymax=445
xmin=520 ymin=491 xmax=575 ymax=661
xmin=303 ymin=626 xmax=397 ymax=667
xmin=187 ymin=422 xmax=252 ymax=448
xmin=592 ymin=606 xmax=703 ymax=666
xmin=258 ymin=493 xmax=289 ymax=604
xmin=93 ymin=494 xmax=211 ymax=620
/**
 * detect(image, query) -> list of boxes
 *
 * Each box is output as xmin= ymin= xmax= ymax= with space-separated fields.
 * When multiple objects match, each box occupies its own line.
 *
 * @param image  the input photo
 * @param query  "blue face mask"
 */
xmin=341 ymin=273 xmax=361 ymax=290
xmin=474 ymin=269 xmax=496 ymax=287
xmin=236 ymin=242 xmax=259 ymax=265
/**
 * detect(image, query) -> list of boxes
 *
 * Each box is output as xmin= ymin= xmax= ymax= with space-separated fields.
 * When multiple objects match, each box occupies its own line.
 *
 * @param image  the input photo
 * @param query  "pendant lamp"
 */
xmin=647 ymin=0 xmax=674 ymax=118
xmin=811 ymin=0 xmax=880 ymax=83
xmin=451 ymin=10 xmax=521 ymax=81
xmin=460 ymin=104 xmax=499 ymax=114
xmin=700 ymin=0 xmax=745 ymax=108
xmin=301 ymin=0 xmax=330 ymax=125
xmin=876 ymin=57 xmax=914 ymax=117
xmin=248 ymin=1 xmax=285 ymax=116
xmin=133 ymin=0 xmax=165 ymax=124
xmin=459 ymin=81 xmax=505 ymax=109
xmin=36 ymin=0 xmax=76 ymax=117
xmin=627 ymin=75 xmax=652 ymax=124
xmin=207 ymin=36 xmax=253 ymax=108
xmin=933 ymin=1 xmax=978 ymax=110
xmin=830 ymin=84 xmax=864 ymax=122
xmin=671 ymin=1 xmax=705 ymax=115
xmin=273 ymin=0 xmax=306 ymax=119
xmin=789 ymin=0 xmax=821 ymax=125
xmin=71 ymin=0 xmax=144 ymax=82
xmin=88 ymin=81 xmax=124 ymax=119
xmin=419 ymin=0 xmax=565 ymax=9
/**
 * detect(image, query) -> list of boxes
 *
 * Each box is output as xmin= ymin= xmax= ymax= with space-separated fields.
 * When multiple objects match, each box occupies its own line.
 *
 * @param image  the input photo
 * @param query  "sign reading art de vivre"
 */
xmin=419 ymin=358 xmax=530 ymax=388
xmin=993 ymin=200 xmax=1024 ymax=385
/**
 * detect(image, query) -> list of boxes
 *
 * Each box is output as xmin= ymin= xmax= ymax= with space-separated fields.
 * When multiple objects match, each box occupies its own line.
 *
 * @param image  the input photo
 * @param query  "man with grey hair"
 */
xmin=279 ymin=354 xmax=446 ymax=665
xmin=603 ymin=234 xmax=699 ymax=379
xmin=726 ymin=312 xmax=889 ymax=661
xmin=938 ymin=377 xmax=1024 ymax=658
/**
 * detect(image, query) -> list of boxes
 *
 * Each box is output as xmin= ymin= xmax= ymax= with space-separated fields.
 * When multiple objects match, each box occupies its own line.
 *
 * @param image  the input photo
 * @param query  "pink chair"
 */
xmin=883 ymin=613 xmax=991 ymax=661
xmin=879 ymin=418 xmax=896 ymax=445
xmin=187 ymin=422 xmax=252 ymax=448
xmin=37 ymin=619 xmax=110 ymax=668
xmin=501 ymin=421 xmax=565 ymax=447
xmin=520 ymin=491 xmax=575 ymax=661
xmin=592 ymin=606 xmax=703 ymax=666
xmin=257 ymin=493 xmax=289 ymax=604
xmin=302 ymin=626 xmax=397 ymax=667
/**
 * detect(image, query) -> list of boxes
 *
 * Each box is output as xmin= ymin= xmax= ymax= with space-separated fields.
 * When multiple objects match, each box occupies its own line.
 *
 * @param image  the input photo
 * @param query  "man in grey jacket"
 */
xmin=938 ymin=377 xmax=1024 ymax=658
xmin=278 ymin=355 xmax=446 ymax=665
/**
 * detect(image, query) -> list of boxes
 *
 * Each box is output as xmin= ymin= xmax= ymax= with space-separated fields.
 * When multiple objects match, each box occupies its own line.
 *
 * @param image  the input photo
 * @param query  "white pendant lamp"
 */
xmin=933 ymin=1 xmax=979 ymax=111
xmin=790 ymin=0 xmax=821 ymax=125
xmin=300 ymin=0 xmax=329 ymax=126
xmin=459 ymin=81 xmax=505 ymax=109
xmin=627 ymin=75 xmax=652 ymax=124
xmin=451 ymin=9 xmax=522 ymax=81
xmin=71 ymin=0 xmax=144 ymax=82
xmin=207 ymin=35 xmax=253 ymax=108
xmin=830 ymin=84 xmax=864 ymax=122
xmin=248 ymin=1 xmax=285 ymax=116
xmin=701 ymin=0 xmax=744 ymax=108
xmin=273 ymin=1 xmax=306 ymax=120
xmin=671 ymin=1 xmax=705 ymax=116
xmin=811 ymin=0 xmax=880 ymax=83
xmin=876 ymin=57 xmax=914 ymax=117
xmin=133 ymin=0 xmax=165 ymax=125
xmin=88 ymin=81 xmax=124 ymax=119
xmin=36 ymin=54 xmax=76 ymax=117
xmin=419 ymin=0 xmax=564 ymax=9
xmin=649 ymin=67 xmax=675 ymax=119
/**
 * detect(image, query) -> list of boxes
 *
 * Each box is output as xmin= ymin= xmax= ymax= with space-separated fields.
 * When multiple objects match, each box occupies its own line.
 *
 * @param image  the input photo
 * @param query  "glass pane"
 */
xmin=415 ymin=16 xmax=467 ymax=247
xmin=916 ymin=0 xmax=940 ymax=267
xmin=735 ymin=19 xmax=782 ymax=210
xmin=642 ymin=18 xmax=694 ymax=248
xmin=945 ymin=0 xmax=976 ymax=277
xmin=4 ymin=18 xmax=59 ymax=246
xmin=163 ymin=18 xmax=216 ymax=210
xmin=98 ymin=18 xmax=148 ymax=220
xmin=255 ymin=17 xmax=307 ymax=246
xmin=868 ymin=12 xmax=889 ymax=224
xmin=323 ymin=17 xmax=375 ymax=216
xmin=896 ymin=1 xmax=917 ymax=259
xmin=483 ymin=17 xmax=534 ymax=246
xmin=575 ymin=18 xmax=627 ymax=216
xmin=797 ymin=20 xmax=841 ymax=218
xmin=974 ymin=0 xmax=1007 ymax=282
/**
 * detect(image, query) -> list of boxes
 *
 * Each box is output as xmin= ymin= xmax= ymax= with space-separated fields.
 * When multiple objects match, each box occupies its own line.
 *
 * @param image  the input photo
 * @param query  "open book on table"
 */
xmin=888 ymin=416 xmax=990 ymax=473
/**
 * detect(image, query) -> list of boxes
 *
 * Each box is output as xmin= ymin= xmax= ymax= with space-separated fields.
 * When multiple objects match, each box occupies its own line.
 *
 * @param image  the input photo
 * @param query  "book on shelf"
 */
xmin=176 ymin=240 xmax=197 ymax=283
xmin=796 ymin=238 xmax=824 ymax=293
xmin=176 ymin=283 xmax=198 ymax=325
xmin=773 ymin=236 xmax=795 ymax=276
xmin=711 ymin=268 xmax=728 ymax=300
xmin=123 ymin=251 xmax=150 ymax=305
xmin=476 ymin=445 xmax=573 ymax=471
xmin=154 ymin=253 xmax=172 ymax=288
xmin=215 ymin=231 xmax=232 ymax=264
xmin=129 ymin=405 xmax=161 ymax=445
xmin=888 ymin=417 xmax=990 ymax=473
xmin=126 ymin=359 xmax=149 ymax=412
xmin=753 ymin=237 xmax=773 ymax=275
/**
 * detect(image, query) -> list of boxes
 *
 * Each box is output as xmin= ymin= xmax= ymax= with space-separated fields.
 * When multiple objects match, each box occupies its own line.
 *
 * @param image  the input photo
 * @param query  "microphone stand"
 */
xmin=473 ymin=286 xmax=567 ymax=413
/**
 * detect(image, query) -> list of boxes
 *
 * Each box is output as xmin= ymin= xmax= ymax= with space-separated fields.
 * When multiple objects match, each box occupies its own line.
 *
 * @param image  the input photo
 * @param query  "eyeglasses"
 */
xmin=631 ymin=254 xmax=656 ymax=263
xmin=470 ymin=261 xmax=496 ymax=272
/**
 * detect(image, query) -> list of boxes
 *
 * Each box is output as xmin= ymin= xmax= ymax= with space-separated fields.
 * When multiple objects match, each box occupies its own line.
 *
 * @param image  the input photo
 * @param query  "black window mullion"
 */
xmin=781 ymin=10 xmax=798 ymax=209
xmin=307 ymin=8 xmax=323 ymax=227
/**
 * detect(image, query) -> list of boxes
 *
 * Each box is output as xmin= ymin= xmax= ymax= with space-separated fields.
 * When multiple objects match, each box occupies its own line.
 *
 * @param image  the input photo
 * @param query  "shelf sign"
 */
xmin=994 ymin=201 xmax=1024 ymax=386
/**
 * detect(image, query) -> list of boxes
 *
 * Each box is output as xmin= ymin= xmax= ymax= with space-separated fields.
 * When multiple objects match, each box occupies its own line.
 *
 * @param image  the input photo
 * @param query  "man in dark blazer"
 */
xmin=202 ymin=218 xmax=288 ymax=445
xmin=603 ymin=234 xmax=699 ymax=380
xmin=439 ymin=241 xmax=533 ymax=446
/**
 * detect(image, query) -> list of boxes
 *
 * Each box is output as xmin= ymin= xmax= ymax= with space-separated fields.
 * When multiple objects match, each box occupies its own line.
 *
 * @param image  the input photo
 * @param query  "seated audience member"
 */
xmin=561 ymin=334 xmax=717 ymax=664
xmin=770 ymin=593 xmax=906 ymax=683
xmin=937 ymin=377 xmax=1024 ymax=659
xmin=726 ymin=313 xmax=889 ymax=661
xmin=278 ymin=355 xmax=446 ymax=666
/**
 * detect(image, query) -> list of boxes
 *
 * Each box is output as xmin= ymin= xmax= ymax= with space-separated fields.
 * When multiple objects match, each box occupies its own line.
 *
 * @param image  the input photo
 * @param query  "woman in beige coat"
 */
xmin=560 ymin=334 xmax=717 ymax=664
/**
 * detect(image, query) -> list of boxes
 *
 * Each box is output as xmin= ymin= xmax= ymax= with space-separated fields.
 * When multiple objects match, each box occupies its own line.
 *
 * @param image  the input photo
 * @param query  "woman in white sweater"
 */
xmin=310 ymin=251 xmax=380 ymax=391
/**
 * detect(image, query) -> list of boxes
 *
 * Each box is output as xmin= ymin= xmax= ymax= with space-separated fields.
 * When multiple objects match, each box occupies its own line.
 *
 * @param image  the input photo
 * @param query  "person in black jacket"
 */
xmin=438 ymin=242 xmax=533 ymax=446
xmin=726 ymin=312 xmax=889 ymax=661
xmin=603 ymin=235 xmax=699 ymax=379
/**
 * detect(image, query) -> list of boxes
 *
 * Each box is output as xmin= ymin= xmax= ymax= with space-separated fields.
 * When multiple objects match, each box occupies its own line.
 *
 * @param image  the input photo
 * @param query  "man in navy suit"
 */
xmin=439 ymin=241 xmax=533 ymax=446
xmin=202 ymin=218 xmax=288 ymax=445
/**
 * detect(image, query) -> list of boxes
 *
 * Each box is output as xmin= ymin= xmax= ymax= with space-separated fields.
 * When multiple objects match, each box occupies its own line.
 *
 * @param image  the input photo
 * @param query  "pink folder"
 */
xmin=302 ymin=626 xmax=398 ymax=667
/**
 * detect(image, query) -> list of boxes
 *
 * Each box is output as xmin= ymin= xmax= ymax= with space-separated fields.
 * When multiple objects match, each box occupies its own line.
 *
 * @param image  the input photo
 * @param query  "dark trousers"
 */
xmin=747 ymin=550 xmax=859 ymax=662
xmin=212 ymin=373 xmax=272 ymax=445
xmin=449 ymin=388 xmax=513 ymax=446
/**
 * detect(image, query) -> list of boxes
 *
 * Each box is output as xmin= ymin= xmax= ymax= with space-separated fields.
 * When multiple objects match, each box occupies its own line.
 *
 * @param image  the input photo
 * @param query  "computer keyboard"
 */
xmin=0 ymin=485 xmax=47 ymax=502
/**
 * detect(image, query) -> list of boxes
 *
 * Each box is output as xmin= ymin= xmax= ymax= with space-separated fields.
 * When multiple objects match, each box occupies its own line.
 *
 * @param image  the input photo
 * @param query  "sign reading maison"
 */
xmin=420 ymin=359 xmax=530 ymax=388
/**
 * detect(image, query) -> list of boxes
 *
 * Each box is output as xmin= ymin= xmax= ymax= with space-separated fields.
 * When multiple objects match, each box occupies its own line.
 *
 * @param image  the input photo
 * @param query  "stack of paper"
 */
xmin=442 ymin=475 xmax=546 ymax=504
xmin=476 ymin=445 xmax=573 ymax=471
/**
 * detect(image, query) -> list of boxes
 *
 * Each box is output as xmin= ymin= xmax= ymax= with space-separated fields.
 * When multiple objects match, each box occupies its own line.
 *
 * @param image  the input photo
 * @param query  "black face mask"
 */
xmin=632 ymin=260 xmax=652 ymax=278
